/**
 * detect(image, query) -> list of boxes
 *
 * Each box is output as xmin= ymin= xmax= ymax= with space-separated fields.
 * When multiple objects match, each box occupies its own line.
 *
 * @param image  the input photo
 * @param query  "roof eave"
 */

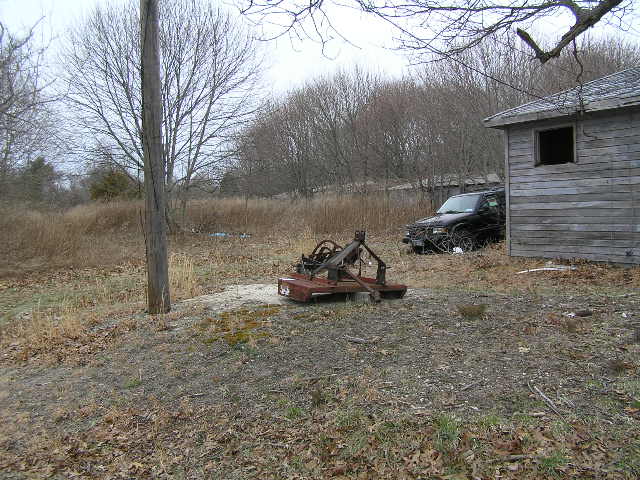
xmin=484 ymin=95 xmax=640 ymax=129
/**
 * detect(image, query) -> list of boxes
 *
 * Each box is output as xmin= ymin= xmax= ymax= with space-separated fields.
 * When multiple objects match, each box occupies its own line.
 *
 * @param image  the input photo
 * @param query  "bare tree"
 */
xmin=233 ymin=69 xmax=382 ymax=198
xmin=0 ymin=21 xmax=58 ymax=202
xmin=239 ymin=1 xmax=634 ymax=64
xmin=303 ymin=68 xmax=381 ymax=192
xmin=61 ymin=0 xmax=263 ymax=218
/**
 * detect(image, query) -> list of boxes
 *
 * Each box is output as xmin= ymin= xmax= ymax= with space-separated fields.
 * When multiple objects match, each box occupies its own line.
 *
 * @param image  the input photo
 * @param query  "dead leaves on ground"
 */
xmin=1 ymin=396 xmax=637 ymax=479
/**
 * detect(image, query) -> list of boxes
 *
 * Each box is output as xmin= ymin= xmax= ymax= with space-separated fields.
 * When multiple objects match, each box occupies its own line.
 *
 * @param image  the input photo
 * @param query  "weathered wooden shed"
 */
xmin=484 ymin=67 xmax=639 ymax=265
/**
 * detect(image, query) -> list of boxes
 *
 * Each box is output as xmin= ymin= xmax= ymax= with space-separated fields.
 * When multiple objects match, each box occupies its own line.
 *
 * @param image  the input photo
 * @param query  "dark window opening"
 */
xmin=537 ymin=126 xmax=574 ymax=165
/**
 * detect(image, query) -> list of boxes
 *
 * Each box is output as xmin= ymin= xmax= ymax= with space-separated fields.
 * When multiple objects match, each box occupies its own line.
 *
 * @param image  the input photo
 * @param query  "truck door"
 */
xmin=477 ymin=194 xmax=501 ymax=239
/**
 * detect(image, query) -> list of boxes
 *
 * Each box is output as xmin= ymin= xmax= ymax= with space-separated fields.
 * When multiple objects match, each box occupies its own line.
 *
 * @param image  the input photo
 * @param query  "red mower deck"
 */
xmin=277 ymin=231 xmax=407 ymax=303
xmin=278 ymin=273 xmax=407 ymax=302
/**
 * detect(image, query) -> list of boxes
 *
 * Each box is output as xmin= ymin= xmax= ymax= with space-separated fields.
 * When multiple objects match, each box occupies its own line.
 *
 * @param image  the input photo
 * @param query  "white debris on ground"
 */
xmin=181 ymin=284 xmax=290 ymax=312
xmin=178 ymin=282 xmax=416 ymax=315
xmin=516 ymin=265 xmax=577 ymax=274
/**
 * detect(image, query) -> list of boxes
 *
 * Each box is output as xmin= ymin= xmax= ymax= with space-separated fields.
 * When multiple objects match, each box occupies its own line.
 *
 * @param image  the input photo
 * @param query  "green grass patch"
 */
xmin=433 ymin=413 xmax=461 ymax=452
xmin=538 ymin=450 xmax=568 ymax=477
xmin=124 ymin=378 xmax=142 ymax=389
xmin=284 ymin=406 xmax=305 ymax=420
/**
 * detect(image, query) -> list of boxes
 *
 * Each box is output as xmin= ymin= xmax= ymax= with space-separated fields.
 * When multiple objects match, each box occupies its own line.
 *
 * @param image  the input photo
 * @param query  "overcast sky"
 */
xmin=1 ymin=0 xmax=639 ymax=95
xmin=0 ymin=0 xmax=412 ymax=95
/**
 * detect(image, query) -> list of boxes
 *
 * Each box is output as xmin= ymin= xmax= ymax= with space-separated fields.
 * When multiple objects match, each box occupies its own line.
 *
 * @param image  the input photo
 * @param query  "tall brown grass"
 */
xmin=0 ymin=195 xmax=430 ymax=274
xmin=187 ymin=194 xmax=429 ymax=235
xmin=0 ymin=201 xmax=142 ymax=273
xmin=169 ymin=252 xmax=200 ymax=299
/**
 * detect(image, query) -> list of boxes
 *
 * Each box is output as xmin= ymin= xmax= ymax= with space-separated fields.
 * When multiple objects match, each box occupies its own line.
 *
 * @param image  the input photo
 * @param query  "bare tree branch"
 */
xmin=0 ymin=20 xmax=65 ymax=200
xmin=517 ymin=0 xmax=624 ymax=62
xmin=239 ymin=0 xmax=632 ymax=63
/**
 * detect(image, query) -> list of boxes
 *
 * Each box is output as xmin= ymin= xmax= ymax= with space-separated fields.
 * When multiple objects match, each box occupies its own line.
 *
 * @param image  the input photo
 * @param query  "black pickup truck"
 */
xmin=402 ymin=187 xmax=506 ymax=253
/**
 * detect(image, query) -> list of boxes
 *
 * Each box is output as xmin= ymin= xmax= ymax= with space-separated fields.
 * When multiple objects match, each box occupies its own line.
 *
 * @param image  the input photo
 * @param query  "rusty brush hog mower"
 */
xmin=278 ymin=231 xmax=407 ymax=302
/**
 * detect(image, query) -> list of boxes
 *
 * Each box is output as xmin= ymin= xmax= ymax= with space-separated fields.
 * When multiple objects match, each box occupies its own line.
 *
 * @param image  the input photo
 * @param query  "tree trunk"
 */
xmin=140 ymin=0 xmax=170 ymax=314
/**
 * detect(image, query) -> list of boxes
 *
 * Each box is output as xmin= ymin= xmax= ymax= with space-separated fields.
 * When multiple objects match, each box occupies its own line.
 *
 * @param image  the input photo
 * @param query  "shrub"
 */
xmin=456 ymin=304 xmax=487 ymax=320
xmin=89 ymin=170 xmax=141 ymax=201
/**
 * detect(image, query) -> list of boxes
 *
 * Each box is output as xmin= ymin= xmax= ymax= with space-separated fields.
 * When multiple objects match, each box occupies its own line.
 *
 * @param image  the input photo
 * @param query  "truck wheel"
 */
xmin=411 ymin=245 xmax=425 ymax=254
xmin=452 ymin=228 xmax=476 ymax=252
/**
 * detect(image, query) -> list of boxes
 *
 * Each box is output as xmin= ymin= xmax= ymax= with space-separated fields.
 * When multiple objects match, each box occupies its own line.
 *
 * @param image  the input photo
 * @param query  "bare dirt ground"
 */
xmin=1 ymin=237 xmax=639 ymax=479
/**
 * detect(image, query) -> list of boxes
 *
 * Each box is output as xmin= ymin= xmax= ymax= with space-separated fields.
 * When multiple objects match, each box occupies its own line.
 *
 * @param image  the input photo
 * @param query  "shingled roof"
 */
xmin=484 ymin=67 xmax=640 ymax=128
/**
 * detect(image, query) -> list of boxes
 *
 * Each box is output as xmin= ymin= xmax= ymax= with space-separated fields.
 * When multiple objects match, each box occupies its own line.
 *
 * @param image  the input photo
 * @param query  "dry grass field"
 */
xmin=1 ymin=198 xmax=639 ymax=479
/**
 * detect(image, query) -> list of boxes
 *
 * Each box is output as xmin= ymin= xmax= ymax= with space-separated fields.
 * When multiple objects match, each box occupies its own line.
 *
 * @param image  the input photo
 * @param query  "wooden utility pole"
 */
xmin=140 ymin=0 xmax=170 ymax=313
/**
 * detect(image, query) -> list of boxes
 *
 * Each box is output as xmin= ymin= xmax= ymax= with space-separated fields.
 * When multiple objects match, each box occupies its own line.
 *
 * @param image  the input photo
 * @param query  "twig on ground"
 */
xmin=298 ymin=373 xmax=339 ymax=383
xmin=266 ymin=442 xmax=290 ymax=449
xmin=207 ymin=350 xmax=230 ymax=359
xmin=528 ymin=382 xmax=561 ymax=414
xmin=492 ymin=454 xmax=536 ymax=463
xmin=527 ymin=381 xmax=590 ymax=438
xmin=461 ymin=380 xmax=482 ymax=391
xmin=344 ymin=335 xmax=369 ymax=344
xmin=103 ymin=327 xmax=117 ymax=339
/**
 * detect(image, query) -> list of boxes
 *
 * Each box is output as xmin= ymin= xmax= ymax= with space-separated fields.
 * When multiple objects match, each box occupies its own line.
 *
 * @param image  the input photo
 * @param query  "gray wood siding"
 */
xmin=506 ymin=108 xmax=640 ymax=264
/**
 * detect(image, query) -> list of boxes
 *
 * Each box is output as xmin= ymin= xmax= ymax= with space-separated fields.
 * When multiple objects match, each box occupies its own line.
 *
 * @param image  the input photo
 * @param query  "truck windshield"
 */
xmin=437 ymin=194 xmax=480 ymax=214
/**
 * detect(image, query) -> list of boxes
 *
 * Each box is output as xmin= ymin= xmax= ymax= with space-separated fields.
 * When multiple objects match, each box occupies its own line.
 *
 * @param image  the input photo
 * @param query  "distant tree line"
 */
xmin=225 ymin=37 xmax=639 ymax=204
xmin=0 ymin=0 xmax=638 ymax=212
xmin=0 ymin=157 xmax=143 ymax=207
